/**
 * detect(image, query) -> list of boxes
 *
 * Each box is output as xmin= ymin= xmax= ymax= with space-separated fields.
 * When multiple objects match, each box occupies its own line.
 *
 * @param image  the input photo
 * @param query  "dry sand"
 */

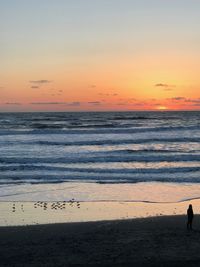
xmin=1 ymin=215 xmax=200 ymax=266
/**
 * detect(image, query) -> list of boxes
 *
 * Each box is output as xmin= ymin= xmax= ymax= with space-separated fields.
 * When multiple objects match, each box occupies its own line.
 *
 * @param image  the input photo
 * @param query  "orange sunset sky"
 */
xmin=1 ymin=0 xmax=200 ymax=112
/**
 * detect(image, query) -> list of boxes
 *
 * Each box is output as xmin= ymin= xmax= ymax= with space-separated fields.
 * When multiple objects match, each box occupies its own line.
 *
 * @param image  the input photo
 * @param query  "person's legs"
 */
xmin=187 ymin=219 xmax=193 ymax=230
xmin=190 ymin=219 xmax=193 ymax=230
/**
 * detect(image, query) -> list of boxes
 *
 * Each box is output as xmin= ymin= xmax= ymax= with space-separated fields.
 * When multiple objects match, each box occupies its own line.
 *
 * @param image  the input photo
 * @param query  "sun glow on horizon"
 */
xmin=156 ymin=106 xmax=168 ymax=111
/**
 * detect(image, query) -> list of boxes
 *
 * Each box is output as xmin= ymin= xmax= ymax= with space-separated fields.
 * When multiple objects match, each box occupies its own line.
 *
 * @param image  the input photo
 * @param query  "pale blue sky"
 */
xmin=1 ymin=0 xmax=200 ymax=59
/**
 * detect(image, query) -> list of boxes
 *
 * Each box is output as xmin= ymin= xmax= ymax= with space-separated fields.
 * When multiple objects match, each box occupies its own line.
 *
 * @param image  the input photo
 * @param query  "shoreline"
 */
xmin=1 ymin=215 xmax=200 ymax=266
xmin=2 ymin=182 xmax=200 ymax=203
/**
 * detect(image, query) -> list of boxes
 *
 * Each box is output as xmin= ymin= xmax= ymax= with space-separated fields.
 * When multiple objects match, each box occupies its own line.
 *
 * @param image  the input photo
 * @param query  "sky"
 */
xmin=1 ymin=0 xmax=200 ymax=111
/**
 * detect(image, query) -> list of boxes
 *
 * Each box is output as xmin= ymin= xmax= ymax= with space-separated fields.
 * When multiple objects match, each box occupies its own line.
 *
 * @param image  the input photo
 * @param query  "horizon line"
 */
xmin=0 ymin=109 xmax=199 ymax=113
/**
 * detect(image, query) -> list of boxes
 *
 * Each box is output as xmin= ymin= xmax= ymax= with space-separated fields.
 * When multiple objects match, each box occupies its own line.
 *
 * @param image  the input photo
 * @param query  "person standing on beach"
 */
xmin=187 ymin=204 xmax=194 ymax=230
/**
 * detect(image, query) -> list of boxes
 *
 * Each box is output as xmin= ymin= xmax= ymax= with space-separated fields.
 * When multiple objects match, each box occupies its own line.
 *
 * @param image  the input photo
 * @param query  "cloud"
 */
xmin=134 ymin=102 xmax=146 ymax=106
xmin=167 ymin=97 xmax=200 ymax=108
xmin=98 ymin=93 xmax=109 ymax=96
xmin=155 ymin=83 xmax=169 ymax=87
xmin=155 ymin=83 xmax=176 ymax=90
xmin=89 ymin=85 xmax=96 ymax=88
xmin=117 ymin=102 xmax=146 ymax=107
xmin=184 ymin=98 xmax=200 ymax=103
xmin=88 ymin=101 xmax=101 ymax=105
xmin=192 ymin=103 xmax=200 ymax=106
xmin=170 ymin=97 xmax=186 ymax=101
xmin=66 ymin=102 xmax=81 ymax=106
xmin=31 ymin=86 xmax=39 ymax=89
xmin=168 ymin=97 xmax=200 ymax=102
xmin=183 ymin=98 xmax=200 ymax=107
xmin=5 ymin=102 xmax=21 ymax=105
xmin=98 ymin=93 xmax=118 ymax=96
xmin=117 ymin=103 xmax=126 ymax=106
xmin=154 ymin=103 xmax=162 ymax=106
xmin=31 ymin=102 xmax=66 ymax=105
xmin=29 ymin=80 xmax=52 ymax=85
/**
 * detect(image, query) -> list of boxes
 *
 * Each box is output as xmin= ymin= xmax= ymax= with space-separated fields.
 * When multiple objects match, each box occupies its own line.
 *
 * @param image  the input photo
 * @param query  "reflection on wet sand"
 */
xmin=0 ymin=199 xmax=199 ymax=226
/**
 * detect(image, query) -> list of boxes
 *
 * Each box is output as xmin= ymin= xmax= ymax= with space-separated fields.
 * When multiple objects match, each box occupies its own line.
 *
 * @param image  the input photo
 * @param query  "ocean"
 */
xmin=0 ymin=111 xmax=200 ymax=202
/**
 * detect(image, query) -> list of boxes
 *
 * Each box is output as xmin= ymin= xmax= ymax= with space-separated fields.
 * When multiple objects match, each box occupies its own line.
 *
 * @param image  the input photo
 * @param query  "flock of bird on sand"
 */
xmin=11 ymin=199 xmax=81 ymax=212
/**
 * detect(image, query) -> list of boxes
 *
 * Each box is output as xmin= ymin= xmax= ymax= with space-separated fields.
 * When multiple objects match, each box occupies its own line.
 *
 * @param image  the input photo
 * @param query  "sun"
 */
xmin=156 ymin=106 xmax=168 ymax=110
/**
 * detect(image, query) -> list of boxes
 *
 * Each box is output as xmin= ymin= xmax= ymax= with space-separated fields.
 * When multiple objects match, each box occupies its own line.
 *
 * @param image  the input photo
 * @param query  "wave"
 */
xmin=0 ymin=171 xmax=200 ymax=185
xmin=0 ymin=125 xmax=199 ymax=136
xmin=110 ymin=148 xmax=200 ymax=154
xmin=0 ymin=154 xmax=200 ymax=164
xmin=1 ymin=138 xmax=198 ymax=147
xmin=0 ymin=165 xmax=200 ymax=174
xmin=26 ymin=137 xmax=200 ymax=146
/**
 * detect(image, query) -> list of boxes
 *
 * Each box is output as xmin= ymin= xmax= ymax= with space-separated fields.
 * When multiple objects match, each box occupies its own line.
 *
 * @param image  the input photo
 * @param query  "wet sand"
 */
xmin=1 ymin=199 xmax=200 ymax=226
xmin=1 ymin=215 xmax=200 ymax=266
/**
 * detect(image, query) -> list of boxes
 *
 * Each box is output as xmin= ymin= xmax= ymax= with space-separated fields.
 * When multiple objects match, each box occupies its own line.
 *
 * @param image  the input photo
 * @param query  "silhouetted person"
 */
xmin=187 ymin=204 xmax=194 ymax=230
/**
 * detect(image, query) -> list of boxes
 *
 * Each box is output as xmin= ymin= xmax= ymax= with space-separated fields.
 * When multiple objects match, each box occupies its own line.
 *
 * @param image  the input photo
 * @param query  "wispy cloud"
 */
xmin=31 ymin=102 xmax=66 ymax=105
xmin=192 ymin=103 xmax=200 ymax=106
xmin=184 ymin=98 xmax=200 ymax=103
xmin=167 ymin=97 xmax=200 ymax=108
xmin=98 ymin=93 xmax=118 ymax=96
xmin=88 ymin=101 xmax=101 ymax=105
xmin=116 ymin=102 xmax=127 ymax=106
xmin=31 ymin=86 xmax=39 ymax=89
xmin=134 ymin=103 xmax=145 ymax=106
xmin=183 ymin=98 xmax=200 ymax=107
xmin=29 ymin=80 xmax=52 ymax=85
xmin=89 ymin=85 xmax=96 ymax=88
xmin=66 ymin=102 xmax=81 ymax=106
xmin=155 ymin=83 xmax=176 ymax=91
xmin=155 ymin=83 xmax=169 ymax=87
xmin=98 ymin=93 xmax=109 ymax=96
xmin=170 ymin=97 xmax=186 ymax=101
xmin=5 ymin=102 xmax=21 ymax=105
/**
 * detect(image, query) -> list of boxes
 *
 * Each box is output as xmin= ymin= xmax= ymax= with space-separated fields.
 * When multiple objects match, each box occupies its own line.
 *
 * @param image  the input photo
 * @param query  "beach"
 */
xmin=0 ymin=111 xmax=199 ymax=265
xmin=1 ymin=215 xmax=200 ymax=266
xmin=1 ymin=198 xmax=200 ymax=266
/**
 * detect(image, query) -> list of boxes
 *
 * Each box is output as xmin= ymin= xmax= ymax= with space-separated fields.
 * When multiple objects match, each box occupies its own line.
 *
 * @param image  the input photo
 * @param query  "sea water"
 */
xmin=0 ymin=111 xmax=199 ymax=202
